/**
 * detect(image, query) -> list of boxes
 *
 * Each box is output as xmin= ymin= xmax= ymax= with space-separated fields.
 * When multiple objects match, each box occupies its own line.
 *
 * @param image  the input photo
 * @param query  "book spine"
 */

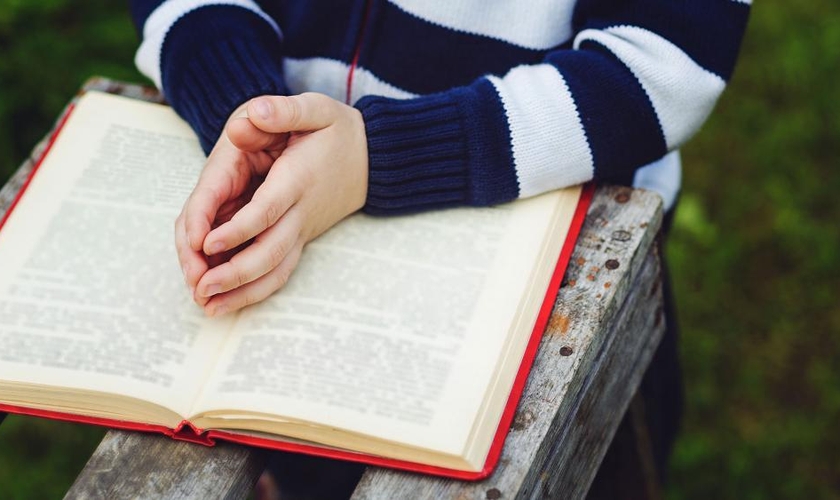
xmin=171 ymin=420 xmax=215 ymax=446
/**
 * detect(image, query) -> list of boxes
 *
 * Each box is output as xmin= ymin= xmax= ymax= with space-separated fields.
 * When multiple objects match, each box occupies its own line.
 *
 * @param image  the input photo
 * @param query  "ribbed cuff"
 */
xmin=356 ymin=92 xmax=471 ymax=215
xmin=161 ymin=6 xmax=289 ymax=154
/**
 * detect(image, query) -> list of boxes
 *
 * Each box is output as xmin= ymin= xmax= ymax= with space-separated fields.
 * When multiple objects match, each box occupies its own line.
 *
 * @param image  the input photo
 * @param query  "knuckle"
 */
xmin=242 ymin=289 xmax=262 ymax=308
xmin=174 ymin=237 xmax=190 ymax=262
xmin=261 ymin=200 xmax=281 ymax=229
xmin=234 ymin=225 xmax=252 ymax=247
xmin=279 ymin=96 xmax=302 ymax=129
xmin=175 ymin=245 xmax=187 ymax=265
xmin=268 ymin=241 xmax=288 ymax=269
xmin=284 ymin=161 xmax=313 ymax=195
xmin=248 ymin=192 xmax=281 ymax=230
xmin=196 ymin=184 xmax=219 ymax=202
xmin=303 ymin=92 xmax=326 ymax=106
xmin=272 ymin=265 xmax=293 ymax=291
xmin=234 ymin=267 xmax=250 ymax=288
xmin=232 ymin=155 xmax=251 ymax=176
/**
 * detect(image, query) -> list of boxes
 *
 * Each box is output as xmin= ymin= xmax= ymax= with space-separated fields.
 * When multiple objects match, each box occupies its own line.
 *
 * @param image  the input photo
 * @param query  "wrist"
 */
xmin=349 ymin=106 xmax=370 ymax=214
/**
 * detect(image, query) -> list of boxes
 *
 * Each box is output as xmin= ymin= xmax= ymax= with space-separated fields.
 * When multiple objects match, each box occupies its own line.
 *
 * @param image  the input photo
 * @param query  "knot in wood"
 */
xmin=486 ymin=487 xmax=503 ymax=499
xmin=560 ymin=346 xmax=574 ymax=356
xmin=605 ymin=259 xmax=620 ymax=270
xmin=614 ymin=191 xmax=631 ymax=204
xmin=512 ymin=408 xmax=535 ymax=431
xmin=611 ymin=230 xmax=632 ymax=242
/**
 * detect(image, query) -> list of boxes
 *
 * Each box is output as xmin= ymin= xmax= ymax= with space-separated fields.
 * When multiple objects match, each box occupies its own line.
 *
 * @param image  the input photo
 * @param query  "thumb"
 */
xmin=227 ymin=116 xmax=288 ymax=153
xmin=247 ymin=94 xmax=336 ymax=133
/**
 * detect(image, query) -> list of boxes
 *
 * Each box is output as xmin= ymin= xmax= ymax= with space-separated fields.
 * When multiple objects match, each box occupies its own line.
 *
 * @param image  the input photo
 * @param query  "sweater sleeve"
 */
xmin=129 ymin=0 xmax=289 ymax=153
xmin=356 ymin=0 xmax=751 ymax=215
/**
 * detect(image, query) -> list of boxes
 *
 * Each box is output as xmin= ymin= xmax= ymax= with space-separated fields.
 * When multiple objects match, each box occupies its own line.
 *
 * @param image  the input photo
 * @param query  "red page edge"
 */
xmin=475 ymin=181 xmax=595 ymax=479
xmin=0 ymin=102 xmax=596 ymax=480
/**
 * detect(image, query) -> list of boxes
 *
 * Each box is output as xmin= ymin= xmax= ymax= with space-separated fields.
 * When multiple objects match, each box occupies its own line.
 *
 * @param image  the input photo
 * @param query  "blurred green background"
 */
xmin=0 ymin=1 xmax=838 ymax=498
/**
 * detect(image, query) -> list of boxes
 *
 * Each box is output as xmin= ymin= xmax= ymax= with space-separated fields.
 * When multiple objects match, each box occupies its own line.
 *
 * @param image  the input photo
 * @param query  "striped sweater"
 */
xmin=130 ymin=0 xmax=750 ymax=214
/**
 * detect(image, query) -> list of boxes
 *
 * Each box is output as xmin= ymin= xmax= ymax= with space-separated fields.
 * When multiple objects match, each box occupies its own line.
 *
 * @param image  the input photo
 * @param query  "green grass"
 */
xmin=1 ymin=1 xmax=839 ymax=498
xmin=0 ymin=3 xmax=144 ymax=498
xmin=666 ymin=1 xmax=840 ymax=498
xmin=0 ymin=1 xmax=145 ymax=183
xmin=0 ymin=416 xmax=105 ymax=499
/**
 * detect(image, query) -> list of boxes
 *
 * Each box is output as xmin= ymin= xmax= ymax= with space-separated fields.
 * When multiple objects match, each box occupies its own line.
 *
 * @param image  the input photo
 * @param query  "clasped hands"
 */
xmin=175 ymin=93 xmax=369 ymax=316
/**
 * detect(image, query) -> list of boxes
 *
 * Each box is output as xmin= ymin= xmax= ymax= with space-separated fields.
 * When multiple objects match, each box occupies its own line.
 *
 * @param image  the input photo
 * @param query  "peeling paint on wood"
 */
xmin=547 ymin=315 xmax=571 ymax=336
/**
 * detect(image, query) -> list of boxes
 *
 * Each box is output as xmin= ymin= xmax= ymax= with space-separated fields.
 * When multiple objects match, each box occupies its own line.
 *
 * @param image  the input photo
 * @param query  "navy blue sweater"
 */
xmin=130 ymin=0 xmax=750 ymax=214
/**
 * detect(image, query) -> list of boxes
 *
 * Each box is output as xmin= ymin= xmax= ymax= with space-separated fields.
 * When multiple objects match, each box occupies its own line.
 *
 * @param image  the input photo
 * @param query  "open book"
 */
xmin=0 ymin=91 xmax=591 ymax=479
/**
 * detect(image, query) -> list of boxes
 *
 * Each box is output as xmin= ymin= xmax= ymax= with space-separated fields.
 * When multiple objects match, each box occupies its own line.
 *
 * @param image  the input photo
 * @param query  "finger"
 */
xmin=248 ymin=94 xmax=337 ymax=134
xmin=175 ymin=213 xmax=209 ymax=297
xmin=204 ymin=240 xmax=304 ymax=316
xmin=227 ymin=116 xmax=289 ymax=153
xmin=183 ymin=151 xmax=241 ymax=252
xmin=196 ymin=210 xmax=301 ymax=298
xmin=214 ymin=174 xmax=264 ymax=227
xmin=202 ymin=156 xmax=305 ymax=255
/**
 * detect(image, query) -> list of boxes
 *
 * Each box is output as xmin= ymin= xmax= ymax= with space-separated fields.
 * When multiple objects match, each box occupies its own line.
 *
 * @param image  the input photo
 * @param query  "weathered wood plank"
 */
xmin=0 ymin=143 xmax=40 ymax=214
xmin=529 ymin=246 xmax=664 ymax=499
xmin=1 ymin=78 xmax=665 ymax=499
xmin=64 ymin=431 xmax=268 ymax=500
xmin=586 ymin=394 xmax=664 ymax=500
xmin=351 ymin=186 xmax=664 ymax=499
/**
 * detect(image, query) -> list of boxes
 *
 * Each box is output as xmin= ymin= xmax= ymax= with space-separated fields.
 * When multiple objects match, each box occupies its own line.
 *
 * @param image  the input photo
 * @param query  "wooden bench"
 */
xmin=0 ymin=78 xmax=666 ymax=500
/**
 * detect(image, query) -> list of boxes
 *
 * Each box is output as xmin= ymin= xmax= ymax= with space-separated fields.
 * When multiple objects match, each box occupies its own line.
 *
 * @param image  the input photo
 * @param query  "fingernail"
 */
xmin=212 ymin=305 xmax=229 ymax=317
xmin=252 ymin=98 xmax=272 ymax=120
xmin=202 ymin=284 xmax=221 ymax=297
xmin=208 ymin=241 xmax=225 ymax=255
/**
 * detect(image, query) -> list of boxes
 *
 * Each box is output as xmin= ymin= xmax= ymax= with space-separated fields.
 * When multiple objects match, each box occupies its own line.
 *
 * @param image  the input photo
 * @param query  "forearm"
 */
xmin=356 ymin=0 xmax=751 ymax=215
xmin=130 ymin=0 xmax=289 ymax=152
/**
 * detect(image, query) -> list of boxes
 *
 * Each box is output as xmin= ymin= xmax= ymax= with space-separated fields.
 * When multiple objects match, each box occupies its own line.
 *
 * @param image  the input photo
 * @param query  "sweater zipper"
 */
xmin=346 ymin=0 xmax=373 ymax=104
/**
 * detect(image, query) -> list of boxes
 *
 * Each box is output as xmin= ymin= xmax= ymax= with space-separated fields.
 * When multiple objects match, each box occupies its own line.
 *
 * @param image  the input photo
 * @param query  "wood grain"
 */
xmin=64 ymin=431 xmax=268 ymax=500
xmin=351 ymin=186 xmax=664 ymax=499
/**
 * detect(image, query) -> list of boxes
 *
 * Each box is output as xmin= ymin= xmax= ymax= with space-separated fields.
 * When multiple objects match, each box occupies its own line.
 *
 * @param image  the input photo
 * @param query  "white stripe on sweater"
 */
xmin=135 ymin=0 xmax=281 ymax=89
xmin=575 ymin=26 xmax=726 ymax=150
xmin=389 ymin=0 xmax=574 ymax=49
xmin=284 ymin=57 xmax=417 ymax=104
xmin=488 ymin=64 xmax=594 ymax=198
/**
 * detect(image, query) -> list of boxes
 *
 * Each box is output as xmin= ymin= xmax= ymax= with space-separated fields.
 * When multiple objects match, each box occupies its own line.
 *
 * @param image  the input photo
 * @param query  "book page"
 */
xmin=0 ymin=92 xmax=232 ymax=421
xmin=191 ymin=192 xmax=565 ymax=458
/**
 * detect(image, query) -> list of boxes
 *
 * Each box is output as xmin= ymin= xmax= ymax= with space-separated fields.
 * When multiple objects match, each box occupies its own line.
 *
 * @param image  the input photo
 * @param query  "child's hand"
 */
xmin=175 ymin=93 xmax=369 ymax=316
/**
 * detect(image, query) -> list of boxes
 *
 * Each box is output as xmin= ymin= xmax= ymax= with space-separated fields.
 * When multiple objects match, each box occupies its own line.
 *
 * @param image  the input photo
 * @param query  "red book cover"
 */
xmin=0 ymin=91 xmax=594 ymax=480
